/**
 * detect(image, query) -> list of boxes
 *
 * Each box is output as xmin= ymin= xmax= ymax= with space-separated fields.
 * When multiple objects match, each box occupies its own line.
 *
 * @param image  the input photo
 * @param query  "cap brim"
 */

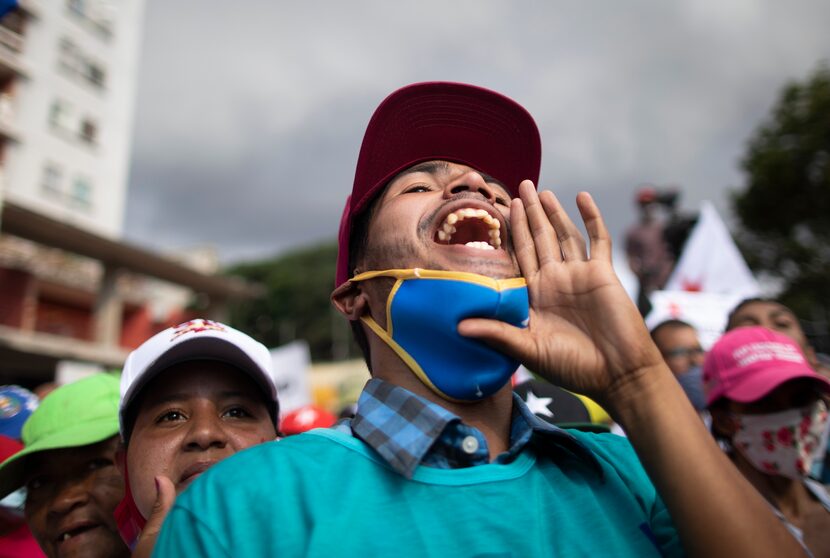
xmin=719 ymin=365 xmax=830 ymax=404
xmin=0 ymin=417 xmax=119 ymax=499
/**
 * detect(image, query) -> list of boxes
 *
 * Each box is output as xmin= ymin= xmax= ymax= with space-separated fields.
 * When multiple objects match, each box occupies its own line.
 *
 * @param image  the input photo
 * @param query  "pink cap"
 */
xmin=703 ymin=326 xmax=830 ymax=406
xmin=335 ymin=82 xmax=542 ymax=286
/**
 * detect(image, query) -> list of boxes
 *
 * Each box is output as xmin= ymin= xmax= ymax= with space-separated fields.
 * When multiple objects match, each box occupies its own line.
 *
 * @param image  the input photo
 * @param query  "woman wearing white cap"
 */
xmin=114 ymin=319 xmax=280 ymax=555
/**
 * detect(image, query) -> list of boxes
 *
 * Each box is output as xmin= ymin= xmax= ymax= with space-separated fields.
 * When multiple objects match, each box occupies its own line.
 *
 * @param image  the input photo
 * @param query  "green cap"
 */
xmin=0 ymin=373 xmax=121 ymax=498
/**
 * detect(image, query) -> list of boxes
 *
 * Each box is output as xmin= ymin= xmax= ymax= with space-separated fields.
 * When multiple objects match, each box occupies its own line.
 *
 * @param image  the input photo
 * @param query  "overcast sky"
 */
xmin=123 ymin=1 xmax=830 ymax=267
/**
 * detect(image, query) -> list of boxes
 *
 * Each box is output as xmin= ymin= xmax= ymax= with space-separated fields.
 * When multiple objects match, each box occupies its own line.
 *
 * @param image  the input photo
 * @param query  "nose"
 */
xmin=444 ymin=170 xmax=500 ymax=204
xmin=183 ymin=411 xmax=229 ymax=452
xmin=49 ymin=477 xmax=92 ymax=516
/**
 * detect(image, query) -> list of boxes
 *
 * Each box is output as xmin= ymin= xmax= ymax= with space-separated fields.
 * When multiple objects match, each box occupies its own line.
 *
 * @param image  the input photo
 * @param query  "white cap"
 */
xmin=119 ymin=318 xmax=279 ymax=439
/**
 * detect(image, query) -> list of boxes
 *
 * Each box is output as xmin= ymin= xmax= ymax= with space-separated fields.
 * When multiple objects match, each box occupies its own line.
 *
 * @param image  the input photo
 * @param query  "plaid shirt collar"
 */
xmin=346 ymin=378 xmax=601 ymax=479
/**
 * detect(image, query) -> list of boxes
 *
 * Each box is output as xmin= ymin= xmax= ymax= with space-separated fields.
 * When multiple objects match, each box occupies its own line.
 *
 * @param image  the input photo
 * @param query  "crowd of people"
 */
xmin=1 ymin=82 xmax=827 ymax=557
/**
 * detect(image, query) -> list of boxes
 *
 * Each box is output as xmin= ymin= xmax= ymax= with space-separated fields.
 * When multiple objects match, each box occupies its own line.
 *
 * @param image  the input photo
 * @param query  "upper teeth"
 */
xmin=438 ymin=208 xmax=502 ymax=249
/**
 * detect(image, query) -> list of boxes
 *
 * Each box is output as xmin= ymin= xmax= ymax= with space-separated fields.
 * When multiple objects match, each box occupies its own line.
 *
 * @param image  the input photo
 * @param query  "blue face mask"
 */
xmin=350 ymin=269 xmax=529 ymax=401
xmin=677 ymin=365 xmax=706 ymax=411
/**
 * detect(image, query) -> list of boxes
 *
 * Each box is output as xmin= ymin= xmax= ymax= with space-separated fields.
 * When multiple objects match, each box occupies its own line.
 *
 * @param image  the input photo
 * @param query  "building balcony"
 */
xmin=0 ymin=26 xmax=27 ymax=81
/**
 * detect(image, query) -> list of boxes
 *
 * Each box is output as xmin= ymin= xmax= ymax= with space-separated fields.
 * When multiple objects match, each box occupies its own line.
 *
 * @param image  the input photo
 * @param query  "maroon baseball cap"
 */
xmin=335 ymin=81 xmax=542 ymax=286
xmin=703 ymin=326 xmax=830 ymax=406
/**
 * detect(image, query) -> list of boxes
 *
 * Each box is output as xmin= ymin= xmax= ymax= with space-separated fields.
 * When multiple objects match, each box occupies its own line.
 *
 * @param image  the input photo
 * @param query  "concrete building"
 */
xmin=0 ymin=1 xmax=260 ymax=387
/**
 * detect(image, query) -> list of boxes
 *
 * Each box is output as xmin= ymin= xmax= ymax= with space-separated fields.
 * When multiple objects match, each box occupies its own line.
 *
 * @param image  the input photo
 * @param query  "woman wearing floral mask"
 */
xmin=705 ymin=326 xmax=830 ymax=556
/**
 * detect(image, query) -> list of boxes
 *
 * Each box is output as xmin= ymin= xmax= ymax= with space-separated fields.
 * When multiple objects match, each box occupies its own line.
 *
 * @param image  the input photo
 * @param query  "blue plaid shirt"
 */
xmin=335 ymin=378 xmax=601 ymax=479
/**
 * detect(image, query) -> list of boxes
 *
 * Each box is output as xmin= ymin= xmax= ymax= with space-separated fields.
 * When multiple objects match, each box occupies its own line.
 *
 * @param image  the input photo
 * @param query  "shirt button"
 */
xmin=461 ymin=435 xmax=479 ymax=454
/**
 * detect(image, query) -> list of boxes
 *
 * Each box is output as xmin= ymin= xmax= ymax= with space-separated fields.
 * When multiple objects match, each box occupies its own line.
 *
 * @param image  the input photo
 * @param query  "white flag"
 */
xmin=664 ymin=201 xmax=760 ymax=297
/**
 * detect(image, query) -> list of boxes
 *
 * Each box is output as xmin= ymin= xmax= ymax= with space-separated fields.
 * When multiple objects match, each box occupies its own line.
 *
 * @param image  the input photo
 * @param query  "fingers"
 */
xmin=517 ymin=181 xmax=562 ymax=268
xmin=575 ymin=192 xmax=612 ymax=262
xmin=133 ymin=476 xmax=176 ymax=558
xmin=512 ymin=181 xmax=610 ymax=269
xmin=511 ymin=198 xmax=538 ymax=277
xmin=537 ymin=190 xmax=588 ymax=261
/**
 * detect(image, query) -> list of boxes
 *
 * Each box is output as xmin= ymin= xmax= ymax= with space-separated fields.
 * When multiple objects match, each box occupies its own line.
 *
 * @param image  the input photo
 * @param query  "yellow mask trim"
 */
xmin=358 ymin=314 xmax=453 ymax=400
xmin=350 ymin=268 xmax=526 ymax=291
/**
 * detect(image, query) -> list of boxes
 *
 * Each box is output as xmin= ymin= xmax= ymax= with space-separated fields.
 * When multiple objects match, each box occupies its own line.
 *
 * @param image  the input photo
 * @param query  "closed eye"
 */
xmin=404 ymin=184 xmax=431 ymax=194
xmin=88 ymin=457 xmax=114 ymax=471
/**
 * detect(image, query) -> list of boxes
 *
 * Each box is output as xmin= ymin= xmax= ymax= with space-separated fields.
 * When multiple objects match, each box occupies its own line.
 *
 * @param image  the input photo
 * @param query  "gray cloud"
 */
xmin=125 ymin=0 xmax=830 ymax=264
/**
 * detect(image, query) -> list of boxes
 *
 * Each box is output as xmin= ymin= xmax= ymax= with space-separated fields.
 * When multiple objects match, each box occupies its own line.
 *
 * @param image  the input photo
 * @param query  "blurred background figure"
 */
xmin=624 ymin=187 xmax=675 ymax=314
xmin=0 ymin=435 xmax=43 ymax=557
xmin=705 ymin=326 xmax=830 ymax=555
xmin=651 ymin=319 xmax=707 ymax=413
xmin=0 ymin=374 xmax=128 ymax=558
xmin=0 ymin=385 xmax=42 ymax=556
xmin=280 ymin=404 xmax=337 ymax=436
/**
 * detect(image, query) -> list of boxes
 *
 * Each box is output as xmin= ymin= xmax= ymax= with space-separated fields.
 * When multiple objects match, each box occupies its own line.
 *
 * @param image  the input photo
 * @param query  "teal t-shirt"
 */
xmin=153 ymin=429 xmax=681 ymax=557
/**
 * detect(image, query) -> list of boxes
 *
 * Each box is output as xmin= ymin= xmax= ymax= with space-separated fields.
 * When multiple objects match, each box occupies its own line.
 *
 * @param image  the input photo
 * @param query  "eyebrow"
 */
xmin=769 ymin=309 xmax=797 ymax=320
xmin=146 ymin=391 xmax=259 ymax=408
xmin=395 ymin=161 xmax=510 ymax=197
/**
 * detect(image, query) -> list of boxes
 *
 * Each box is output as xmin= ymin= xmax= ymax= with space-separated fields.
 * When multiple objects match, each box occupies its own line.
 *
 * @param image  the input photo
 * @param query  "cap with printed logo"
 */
xmin=703 ymin=326 xmax=830 ymax=406
xmin=119 ymin=319 xmax=280 ymax=440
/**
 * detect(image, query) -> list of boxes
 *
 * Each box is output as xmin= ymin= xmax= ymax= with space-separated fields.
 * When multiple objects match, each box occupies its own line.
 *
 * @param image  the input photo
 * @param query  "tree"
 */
xmin=733 ymin=63 xmax=830 ymax=332
xmin=225 ymin=242 xmax=357 ymax=362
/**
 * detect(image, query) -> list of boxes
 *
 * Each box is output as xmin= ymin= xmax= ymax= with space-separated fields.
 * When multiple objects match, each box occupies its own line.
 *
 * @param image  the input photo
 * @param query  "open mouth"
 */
xmin=434 ymin=207 xmax=502 ymax=250
xmin=56 ymin=522 xmax=98 ymax=543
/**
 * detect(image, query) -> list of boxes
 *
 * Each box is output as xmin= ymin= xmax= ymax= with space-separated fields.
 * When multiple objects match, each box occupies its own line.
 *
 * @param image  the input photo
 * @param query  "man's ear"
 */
xmin=331 ymin=281 xmax=369 ymax=320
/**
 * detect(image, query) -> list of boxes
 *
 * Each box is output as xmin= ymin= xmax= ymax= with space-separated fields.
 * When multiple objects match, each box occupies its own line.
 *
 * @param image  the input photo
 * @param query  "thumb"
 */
xmin=133 ymin=476 xmax=176 ymax=558
xmin=458 ymin=317 xmax=532 ymax=360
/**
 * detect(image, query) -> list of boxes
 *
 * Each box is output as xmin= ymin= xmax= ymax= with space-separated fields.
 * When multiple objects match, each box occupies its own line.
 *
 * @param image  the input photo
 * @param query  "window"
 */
xmin=48 ymin=100 xmax=72 ymax=131
xmin=41 ymin=163 xmax=63 ymax=196
xmin=57 ymin=37 xmax=107 ymax=89
xmin=79 ymin=118 xmax=97 ymax=144
xmin=86 ymin=63 xmax=105 ymax=87
xmin=71 ymin=176 xmax=92 ymax=208
xmin=66 ymin=0 xmax=113 ymax=38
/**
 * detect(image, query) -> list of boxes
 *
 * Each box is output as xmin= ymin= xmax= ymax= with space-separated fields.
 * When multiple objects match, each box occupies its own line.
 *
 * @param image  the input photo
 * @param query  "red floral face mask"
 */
xmin=732 ymin=400 xmax=829 ymax=479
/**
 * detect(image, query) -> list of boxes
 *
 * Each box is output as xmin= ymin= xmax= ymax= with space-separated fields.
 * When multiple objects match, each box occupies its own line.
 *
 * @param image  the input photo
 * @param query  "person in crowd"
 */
xmin=0 ymin=385 xmax=43 ymax=557
xmin=0 ymin=374 xmax=129 ymax=558
xmin=625 ymin=186 xmax=674 ymax=314
xmin=727 ymin=297 xmax=830 ymax=379
xmin=0 ymin=436 xmax=44 ymax=558
xmin=155 ymin=82 xmax=805 ymax=556
xmin=651 ymin=319 xmax=707 ymax=411
xmin=704 ymin=326 xmax=830 ymax=556
xmin=114 ymin=318 xmax=280 ymax=554
xmin=727 ymin=298 xmax=830 ymax=484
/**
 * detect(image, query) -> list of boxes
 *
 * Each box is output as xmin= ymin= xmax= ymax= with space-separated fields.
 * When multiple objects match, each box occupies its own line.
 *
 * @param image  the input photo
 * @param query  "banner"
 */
xmin=664 ymin=201 xmax=759 ymax=297
xmin=269 ymin=340 xmax=312 ymax=416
